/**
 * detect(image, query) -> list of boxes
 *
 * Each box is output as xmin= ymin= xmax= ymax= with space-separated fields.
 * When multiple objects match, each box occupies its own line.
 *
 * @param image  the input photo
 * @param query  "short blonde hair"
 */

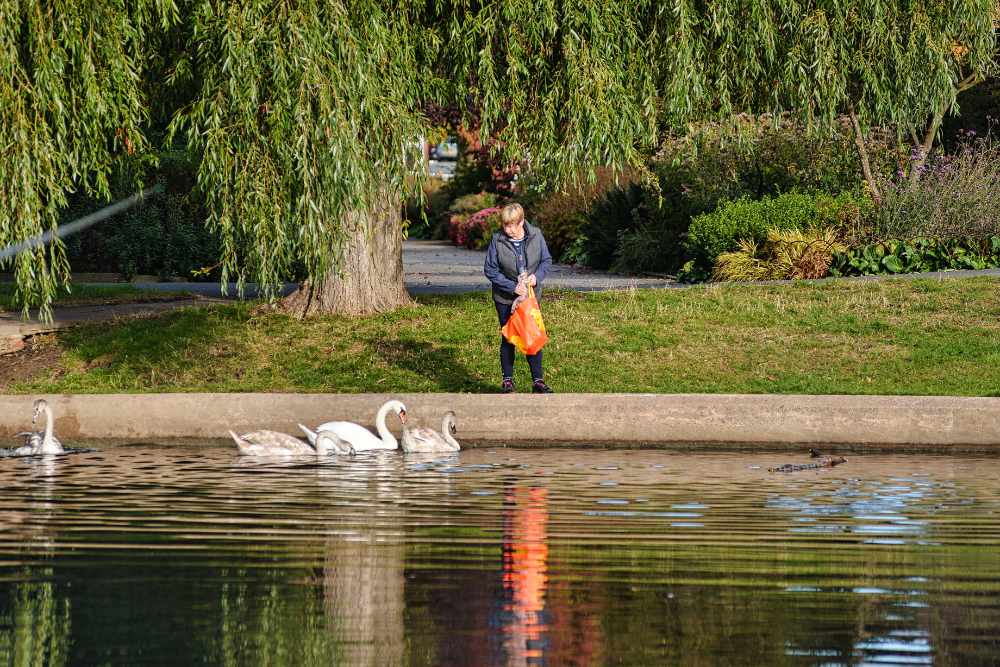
xmin=500 ymin=203 xmax=524 ymax=226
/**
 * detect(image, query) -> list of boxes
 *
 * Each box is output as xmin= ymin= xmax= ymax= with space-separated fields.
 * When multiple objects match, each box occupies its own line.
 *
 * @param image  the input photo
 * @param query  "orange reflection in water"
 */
xmin=501 ymin=486 xmax=550 ymax=666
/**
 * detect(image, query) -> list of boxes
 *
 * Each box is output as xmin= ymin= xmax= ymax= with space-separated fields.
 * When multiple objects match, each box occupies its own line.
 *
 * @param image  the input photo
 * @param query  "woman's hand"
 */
xmin=514 ymin=282 xmax=528 ymax=296
xmin=526 ymin=274 xmax=537 ymax=287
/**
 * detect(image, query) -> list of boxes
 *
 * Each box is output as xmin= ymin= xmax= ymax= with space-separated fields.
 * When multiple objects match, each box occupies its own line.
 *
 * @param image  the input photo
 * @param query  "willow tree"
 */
xmin=2 ymin=1 xmax=996 ymax=317
xmin=648 ymin=1 xmax=997 ymax=201
xmin=0 ymin=0 xmax=174 ymax=317
xmin=167 ymin=1 xmax=658 ymax=315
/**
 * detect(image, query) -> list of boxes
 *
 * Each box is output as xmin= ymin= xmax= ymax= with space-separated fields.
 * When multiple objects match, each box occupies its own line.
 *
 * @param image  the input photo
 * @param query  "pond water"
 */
xmin=1 ymin=446 xmax=999 ymax=665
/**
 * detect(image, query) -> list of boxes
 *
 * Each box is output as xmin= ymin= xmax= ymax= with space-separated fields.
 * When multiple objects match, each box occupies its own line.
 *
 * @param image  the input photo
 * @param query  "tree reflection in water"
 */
xmin=1 ymin=449 xmax=999 ymax=664
xmin=323 ymin=530 xmax=405 ymax=665
xmin=0 ymin=578 xmax=71 ymax=667
xmin=320 ymin=458 xmax=406 ymax=666
xmin=0 ymin=458 xmax=70 ymax=666
xmin=210 ymin=456 xmax=408 ymax=665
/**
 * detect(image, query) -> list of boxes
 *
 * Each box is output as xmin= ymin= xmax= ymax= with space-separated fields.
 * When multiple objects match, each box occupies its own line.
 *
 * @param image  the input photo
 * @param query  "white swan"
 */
xmin=299 ymin=399 xmax=407 ymax=451
xmin=13 ymin=399 xmax=63 ymax=456
xmin=401 ymin=411 xmax=461 ymax=453
xmin=229 ymin=429 xmax=354 ymax=457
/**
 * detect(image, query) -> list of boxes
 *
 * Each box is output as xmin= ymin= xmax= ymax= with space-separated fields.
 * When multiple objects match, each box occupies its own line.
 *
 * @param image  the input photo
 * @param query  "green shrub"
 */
xmin=611 ymin=224 xmax=680 ymax=275
xmin=560 ymin=234 xmax=590 ymax=266
xmin=540 ymin=210 xmax=588 ymax=262
xmin=61 ymin=151 xmax=221 ymax=280
xmin=580 ymin=116 xmax=886 ymax=276
xmin=447 ymin=153 xmax=492 ymax=199
xmin=831 ymin=235 xmax=1000 ymax=276
xmin=449 ymin=191 xmax=500 ymax=214
xmin=575 ymin=183 xmax=649 ymax=270
xmin=685 ymin=192 xmax=868 ymax=278
xmin=521 ymin=167 xmax=637 ymax=261
xmin=657 ymin=116 xmax=884 ymax=206
xmin=63 ymin=192 xmax=219 ymax=280
xmin=403 ymin=176 xmax=450 ymax=239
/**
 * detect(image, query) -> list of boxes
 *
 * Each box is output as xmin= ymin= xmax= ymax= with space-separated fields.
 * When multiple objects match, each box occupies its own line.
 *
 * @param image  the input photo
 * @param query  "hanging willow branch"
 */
xmin=166 ymin=1 xmax=432 ymax=298
xmin=1 ymin=0 xmax=996 ymax=315
xmin=0 ymin=0 xmax=175 ymax=319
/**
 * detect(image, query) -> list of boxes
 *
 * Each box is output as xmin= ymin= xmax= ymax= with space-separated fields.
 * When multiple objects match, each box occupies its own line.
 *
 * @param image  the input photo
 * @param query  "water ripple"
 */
xmin=0 ymin=448 xmax=998 ymax=664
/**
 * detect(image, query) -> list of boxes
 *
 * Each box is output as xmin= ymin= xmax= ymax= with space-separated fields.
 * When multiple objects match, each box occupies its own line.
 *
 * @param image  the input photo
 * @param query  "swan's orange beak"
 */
xmin=398 ymin=409 xmax=407 ymax=424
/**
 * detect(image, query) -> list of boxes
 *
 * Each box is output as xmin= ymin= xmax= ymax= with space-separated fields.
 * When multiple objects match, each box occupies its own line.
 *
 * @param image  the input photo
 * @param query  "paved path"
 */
xmin=7 ymin=240 xmax=674 ymax=300
xmin=403 ymin=240 xmax=674 ymax=294
xmin=1 ymin=242 xmax=666 ymax=350
xmin=50 ymin=240 xmax=1000 ymax=298
xmin=401 ymin=241 xmax=1000 ymax=291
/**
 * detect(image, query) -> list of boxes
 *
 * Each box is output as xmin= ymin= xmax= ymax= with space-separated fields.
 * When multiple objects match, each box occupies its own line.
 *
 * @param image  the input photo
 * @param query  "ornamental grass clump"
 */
xmin=713 ymin=227 xmax=847 ymax=281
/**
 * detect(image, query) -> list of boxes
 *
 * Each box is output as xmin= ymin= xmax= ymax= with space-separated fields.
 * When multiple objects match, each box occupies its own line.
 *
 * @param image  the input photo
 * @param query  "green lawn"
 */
xmin=7 ymin=277 xmax=1000 ymax=396
xmin=0 ymin=283 xmax=188 ymax=312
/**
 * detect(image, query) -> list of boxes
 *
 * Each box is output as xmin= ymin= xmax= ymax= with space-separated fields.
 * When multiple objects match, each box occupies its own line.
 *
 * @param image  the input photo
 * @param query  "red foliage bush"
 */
xmin=448 ymin=206 xmax=502 ymax=249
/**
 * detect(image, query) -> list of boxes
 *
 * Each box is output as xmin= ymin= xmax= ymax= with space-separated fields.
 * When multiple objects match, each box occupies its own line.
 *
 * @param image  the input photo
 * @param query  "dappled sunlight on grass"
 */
xmin=8 ymin=278 xmax=1000 ymax=395
xmin=0 ymin=284 xmax=186 ymax=312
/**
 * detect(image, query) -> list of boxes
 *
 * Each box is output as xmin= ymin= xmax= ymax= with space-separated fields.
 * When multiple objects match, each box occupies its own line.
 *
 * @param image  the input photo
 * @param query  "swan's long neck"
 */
xmin=375 ymin=403 xmax=398 ymax=449
xmin=441 ymin=414 xmax=460 ymax=449
xmin=42 ymin=405 xmax=54 ymax=447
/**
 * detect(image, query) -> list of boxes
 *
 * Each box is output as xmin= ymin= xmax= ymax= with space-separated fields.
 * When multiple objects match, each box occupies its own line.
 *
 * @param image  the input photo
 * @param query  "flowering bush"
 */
xmin=447 ymin=206 xmax=502 ymax=249
xmin=432 ymin=191 xmax=499 ymax=239
xmin=851 ymin=137 xmax=1000 ymax=245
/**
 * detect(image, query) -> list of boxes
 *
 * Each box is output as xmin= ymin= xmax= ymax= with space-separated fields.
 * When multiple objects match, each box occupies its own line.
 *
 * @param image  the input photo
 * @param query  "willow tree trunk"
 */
xmin=281 ymin=191 xmax=413 ymax=316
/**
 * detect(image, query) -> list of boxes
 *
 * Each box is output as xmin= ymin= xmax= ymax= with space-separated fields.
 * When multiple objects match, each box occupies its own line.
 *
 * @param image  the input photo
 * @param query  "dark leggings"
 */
xmin=496 ymin=300 xmax=544 ymax=381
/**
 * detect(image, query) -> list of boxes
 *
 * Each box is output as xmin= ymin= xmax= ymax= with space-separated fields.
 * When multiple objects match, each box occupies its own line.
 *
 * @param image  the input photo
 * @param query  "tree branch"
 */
xmin=908 ymin=105 xmax=944 ymax=189
xmin=957 ymin=73 xmax=982 ymax=93
xmin=847 ymin=100 xmax=882 ymax=205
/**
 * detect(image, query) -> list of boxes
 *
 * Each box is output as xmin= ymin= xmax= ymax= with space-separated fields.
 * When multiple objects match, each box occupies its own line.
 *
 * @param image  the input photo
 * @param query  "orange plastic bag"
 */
xmin=501 ymin=286 xmax=549 ymax=355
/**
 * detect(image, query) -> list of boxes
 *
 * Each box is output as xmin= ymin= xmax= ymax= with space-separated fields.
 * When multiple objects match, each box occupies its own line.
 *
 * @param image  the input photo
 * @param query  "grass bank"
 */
xmin=5 ymin=277 xmax=1000 ymax=396
xmin=0 ymin=284 xmax=189 ymax=312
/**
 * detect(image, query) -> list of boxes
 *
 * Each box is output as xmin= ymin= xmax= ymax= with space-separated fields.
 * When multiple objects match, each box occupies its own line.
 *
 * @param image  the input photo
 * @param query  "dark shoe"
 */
xmin=501 ymin=378 xmax=515 ymax=393
xmin=532 ymin=379 xmax=553 ymax=394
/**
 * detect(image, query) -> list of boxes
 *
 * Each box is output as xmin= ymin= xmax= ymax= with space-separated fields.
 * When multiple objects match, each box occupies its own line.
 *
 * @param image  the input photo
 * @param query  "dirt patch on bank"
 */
xmin=0 ymin=292 xmax=193 ymax=314
xmin=0 ymin=335 xmax=65 ymax=390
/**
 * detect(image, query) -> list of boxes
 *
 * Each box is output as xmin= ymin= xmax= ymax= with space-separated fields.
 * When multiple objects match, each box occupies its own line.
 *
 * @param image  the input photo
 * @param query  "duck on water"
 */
xmin=768 ymin=449 xmax=847 ymax=473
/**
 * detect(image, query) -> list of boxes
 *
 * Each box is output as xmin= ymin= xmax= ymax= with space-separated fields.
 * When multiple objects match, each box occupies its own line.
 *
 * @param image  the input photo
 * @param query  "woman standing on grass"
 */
xmin=483 ymin=203 xmax=554 ymax=394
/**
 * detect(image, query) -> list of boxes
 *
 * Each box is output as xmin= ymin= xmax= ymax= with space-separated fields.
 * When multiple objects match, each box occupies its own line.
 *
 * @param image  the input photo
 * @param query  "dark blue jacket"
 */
xmin=483 ymin=222 xmax=553 ymax=304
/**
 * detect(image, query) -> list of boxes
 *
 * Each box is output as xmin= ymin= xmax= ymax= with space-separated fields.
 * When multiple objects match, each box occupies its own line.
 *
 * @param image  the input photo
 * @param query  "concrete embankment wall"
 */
xmin=1 ymin=393 xmax=999 ymax=451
